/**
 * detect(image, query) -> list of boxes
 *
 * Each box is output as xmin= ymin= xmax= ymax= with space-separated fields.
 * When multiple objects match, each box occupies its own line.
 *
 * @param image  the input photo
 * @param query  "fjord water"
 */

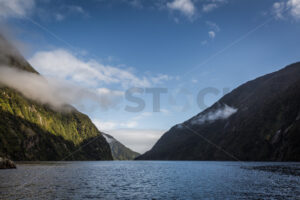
xmin=1 ymin=161 xmax=300 ymax=199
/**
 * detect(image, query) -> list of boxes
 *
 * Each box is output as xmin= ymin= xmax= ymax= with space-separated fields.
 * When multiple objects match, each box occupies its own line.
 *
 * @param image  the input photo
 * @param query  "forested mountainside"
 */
xmin=0 ymin=35 xmax=112 ymax=161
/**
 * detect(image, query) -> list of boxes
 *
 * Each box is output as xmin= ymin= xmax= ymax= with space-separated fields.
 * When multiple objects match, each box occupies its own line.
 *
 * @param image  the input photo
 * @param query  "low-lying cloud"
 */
xmin=0 ymin=66 xmax=123 ymax=111
xmin=191 ymin=104 xmax=237 ymax=125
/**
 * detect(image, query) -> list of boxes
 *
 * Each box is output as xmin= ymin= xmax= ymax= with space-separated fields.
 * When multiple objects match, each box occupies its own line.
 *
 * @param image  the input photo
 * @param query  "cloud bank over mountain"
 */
xmin=0 ymin=66 xmax=123 ymax=111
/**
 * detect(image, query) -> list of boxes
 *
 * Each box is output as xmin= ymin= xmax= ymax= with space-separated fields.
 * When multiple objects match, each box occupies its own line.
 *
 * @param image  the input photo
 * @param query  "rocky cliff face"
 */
xmin=0 ymin=36 xmax=112 ymax=161
xmin=103 ymin=133 xmax=140 ymax=160
xmin=137 ymin=63 xmax=300 ymax=161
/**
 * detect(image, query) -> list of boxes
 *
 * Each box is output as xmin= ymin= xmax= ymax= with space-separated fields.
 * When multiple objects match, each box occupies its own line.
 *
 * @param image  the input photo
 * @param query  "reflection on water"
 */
xmin=0 ymin=161 xmax=300 ymax=199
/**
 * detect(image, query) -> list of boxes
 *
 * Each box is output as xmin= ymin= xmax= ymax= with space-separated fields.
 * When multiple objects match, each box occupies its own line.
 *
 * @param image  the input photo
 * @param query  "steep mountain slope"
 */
xmin=137 ymin=63 xmax=300 ymax=161
xmin=0 ymin=36 xmax=112 ymax=161
xmin=103 ymin=133 xmax=140 ymax=160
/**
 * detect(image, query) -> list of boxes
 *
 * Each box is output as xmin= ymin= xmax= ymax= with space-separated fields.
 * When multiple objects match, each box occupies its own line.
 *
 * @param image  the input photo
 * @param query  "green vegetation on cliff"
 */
xmin=0 ymin=36 xmax=112 ymax=161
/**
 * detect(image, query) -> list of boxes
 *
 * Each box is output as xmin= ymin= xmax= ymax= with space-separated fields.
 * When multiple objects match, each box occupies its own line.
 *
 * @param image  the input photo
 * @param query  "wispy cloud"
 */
xmin=202 ymin=21 xmax=220 ymax=44
xmin=273 ymin=2 xmax=286 ymax=19
xmin=93 ymin=120 xmax=118 ymax=130
xmin=191 ymin=79 xmax=198 ymax=83
xmin=54 ymin=5 xmax=89 ymax=21
xmin=54 ymin=13 xmax=65 ymax=21
xmin=0 ymin=0 xmax=35 ymax=19
xmin=203 ymin=3 xmax=218 ymax=12
xmin=93 ymin=112 xmax=153 ymax=131
xmin=0 ymin=0 xmax=88 ymax=22
xmin=202 ymin=0 xmax=227 ymax=13
xmin=66 ymin=5 xmax=86 ymax=14
xmin=206 ymin=21 xmax=220 ymax=32
xmin=93 ymin=119 xmax=142 ymax=133
xmin=151 ymin=74 xmax=173 ymax=84
xmin=207 ymin=21 xmax=220 ymax=39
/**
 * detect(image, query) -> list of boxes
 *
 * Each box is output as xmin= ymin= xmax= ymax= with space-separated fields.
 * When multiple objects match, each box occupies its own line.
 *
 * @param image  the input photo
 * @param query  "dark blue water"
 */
xmin=0 ymin=161 xmax=300 ymax=199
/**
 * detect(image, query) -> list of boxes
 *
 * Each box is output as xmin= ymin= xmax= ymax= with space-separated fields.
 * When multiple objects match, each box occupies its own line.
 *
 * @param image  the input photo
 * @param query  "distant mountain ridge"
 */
xmin=137 ymin=63 xmax=300 ymax=161
xmin=0 ymin=35 xmax=113 ymax=161
xmin=103 ymin=133 xmax=140 ymax=160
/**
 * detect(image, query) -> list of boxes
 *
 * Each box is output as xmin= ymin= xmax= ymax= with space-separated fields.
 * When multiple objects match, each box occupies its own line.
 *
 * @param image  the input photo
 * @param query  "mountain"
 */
xmin=137 ymin=63 xmax=300 ymax=161
xmin=0 ymin=35 xmax=112 ymax=161
xmin=103 ymin=133 xmax=140 ymax=160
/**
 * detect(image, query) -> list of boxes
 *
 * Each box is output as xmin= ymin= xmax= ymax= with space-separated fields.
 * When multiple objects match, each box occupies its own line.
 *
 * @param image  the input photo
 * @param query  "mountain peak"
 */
xmin=137 ymin=63 xmax=300 ymax=161
xmin=0 ymin=34 xmax=38 ymax=73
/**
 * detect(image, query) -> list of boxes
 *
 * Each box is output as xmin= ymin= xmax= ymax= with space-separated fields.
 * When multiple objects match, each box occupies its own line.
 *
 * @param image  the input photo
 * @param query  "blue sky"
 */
xmin=1 ymin=0 xmax=300 ymax=153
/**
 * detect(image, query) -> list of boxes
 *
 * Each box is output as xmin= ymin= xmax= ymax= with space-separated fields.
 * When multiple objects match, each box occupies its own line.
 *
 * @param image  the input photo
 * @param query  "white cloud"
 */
xmin=203 ymin=3 xmax=217 ymax=12
xmin=208 ymin=31 xmax=216 ymax=39
xmin=93 ymin=120 xmax=118 ymax=130
xmin=287 ymin=0 xmax=300 ymax=19
xmin=272 ymin=0 xmax=300 ymax=20
xmin=54 ymin=5 xmax=88 ymax=21
xmin=93 ymin=119 xmax=139 ymax=130
xmin=206 ymin=21 xmax=220 ymax=32
xmin=202 ymin=0 xmax=227 ymax=13
xmin=104 ymin=128 xmax=166 ymax=153
xmin=97 ymin=87 xmax=124 ymax=96
xmin=0 ymin=66 xmax=65 ymax=108
xmin=121 ymin=121 xmax=138 ymax=128
xmin=272 ymin=2 xmax=286 ymax=19
xmin=0 ymin=0 xmax=35 ymax=19
xmin=151 ymin=74 xmax=172 ymax=84
xmin=0 ymin=66 xmax=124 ymax=110
xmin=93 ymin=112 xmax=153 ymax=132
xmin=95 ymin=87 xmax=124 ymax=109
xmin=28 ymin=49 xmax=151 ymax=88
xmin=203 ymin=21 xmax=220 ymax=43
xmin=160 ymin=108 xmax=170 ymax=115
xmin=29 ymin=49 xmax=171 ymax=88
xmin=167 ymin=0 xmax=196 ymax=17
xmin=54 ymin=13 xmax=65 ymax=21
xmin=191 ymin=104 xmax=237 ymax=125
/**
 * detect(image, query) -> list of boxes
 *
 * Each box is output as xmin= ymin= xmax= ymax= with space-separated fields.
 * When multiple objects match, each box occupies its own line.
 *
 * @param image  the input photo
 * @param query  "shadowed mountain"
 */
xmin=137 ymin=63 xmax=300 ymax=161
xmin=0 ymin=35 xmax=112 ymax=161
xmin=103 ymin=133 xmax=140 ymax=160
